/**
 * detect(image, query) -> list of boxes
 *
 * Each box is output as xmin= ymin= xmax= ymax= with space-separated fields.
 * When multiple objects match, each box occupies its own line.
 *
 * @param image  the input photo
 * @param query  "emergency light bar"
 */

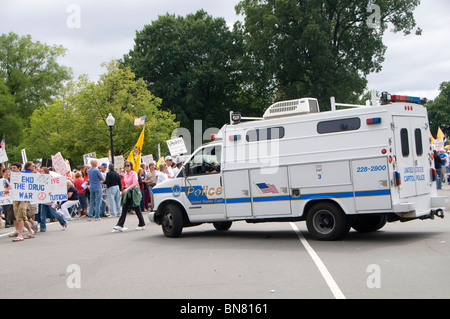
xmin=381 ymin=92 xmax=427 ymax=105
xmin=367 ymin=117 xmax=382 ymax=125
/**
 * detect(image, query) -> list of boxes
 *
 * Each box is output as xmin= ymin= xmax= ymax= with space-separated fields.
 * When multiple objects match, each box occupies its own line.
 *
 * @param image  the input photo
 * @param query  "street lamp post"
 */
xmin=106 ymin=113 xmax=115 ymax=165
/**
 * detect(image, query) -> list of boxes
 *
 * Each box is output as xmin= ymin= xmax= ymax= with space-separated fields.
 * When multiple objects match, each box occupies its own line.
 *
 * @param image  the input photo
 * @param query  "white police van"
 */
xmin=149 ymin=92 xmax=446 ymax=240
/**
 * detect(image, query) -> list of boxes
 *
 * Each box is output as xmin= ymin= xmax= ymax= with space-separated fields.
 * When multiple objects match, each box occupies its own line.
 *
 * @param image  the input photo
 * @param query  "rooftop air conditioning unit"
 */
xmin=263 ymin=98 xmax=320 ymax=119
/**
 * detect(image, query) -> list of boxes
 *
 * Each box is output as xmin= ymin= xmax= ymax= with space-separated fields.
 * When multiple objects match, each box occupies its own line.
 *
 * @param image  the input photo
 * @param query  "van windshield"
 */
xmin=186 ymin=145 xmax=221 ymax=175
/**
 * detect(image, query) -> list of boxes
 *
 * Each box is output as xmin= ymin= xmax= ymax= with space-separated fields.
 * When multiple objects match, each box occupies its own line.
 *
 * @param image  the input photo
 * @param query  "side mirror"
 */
xmin=183 ymin=163 xmax=190 ymax=177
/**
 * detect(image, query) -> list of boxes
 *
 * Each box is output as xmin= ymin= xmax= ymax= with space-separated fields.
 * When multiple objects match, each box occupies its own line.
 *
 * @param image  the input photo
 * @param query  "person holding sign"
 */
xmin=11 ymin=162 xmax=35 ymax=242
xmin=38 ymin=167 xmax=68 ymax=231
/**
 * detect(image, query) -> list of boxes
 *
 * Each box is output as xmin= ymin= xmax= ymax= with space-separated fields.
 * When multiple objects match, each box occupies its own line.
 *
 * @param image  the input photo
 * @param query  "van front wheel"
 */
xmin=161 ymin=204 xmax=183 ymax=238
xmin=306 ymin=202 xmax=350 ymax=241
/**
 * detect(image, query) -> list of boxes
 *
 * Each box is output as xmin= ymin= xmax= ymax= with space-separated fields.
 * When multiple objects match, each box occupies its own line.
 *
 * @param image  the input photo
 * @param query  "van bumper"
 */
xmin=148 ymin=212 xmax=156 ymax=223
xmin=393 ymin=195 xmax=446 ymax=216
xmin=431 ymin=195 xmax=447 ymax=208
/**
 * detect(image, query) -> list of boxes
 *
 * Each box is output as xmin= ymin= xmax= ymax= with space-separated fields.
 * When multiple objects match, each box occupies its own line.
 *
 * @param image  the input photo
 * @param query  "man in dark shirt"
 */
xmin=104 ymin=164 xmax=122 ymax=217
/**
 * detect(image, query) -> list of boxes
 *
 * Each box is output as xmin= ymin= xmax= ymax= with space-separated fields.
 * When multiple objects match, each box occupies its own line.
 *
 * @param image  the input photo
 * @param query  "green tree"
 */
xmin=0 ymin=32 xmax=72 ymax=146
xmin=427 ymin=82 xmax=450 ymax=137
xmin=122 ymin=10 xmax=245 ymax=134
xmin=235 ymin=0 xmax=422 ymax=111
xmin=23 ymin=61 xmax=178 ymax=165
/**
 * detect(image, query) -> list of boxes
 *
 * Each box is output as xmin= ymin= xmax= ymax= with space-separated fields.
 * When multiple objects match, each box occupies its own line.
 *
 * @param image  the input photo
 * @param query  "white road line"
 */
xmin=290 ymin=222 xmax=346 ymax=299
xmin=0 ymin=232 xmax=14 ymax=238
xmin=0 ymin=221 xmax=59 ymax=238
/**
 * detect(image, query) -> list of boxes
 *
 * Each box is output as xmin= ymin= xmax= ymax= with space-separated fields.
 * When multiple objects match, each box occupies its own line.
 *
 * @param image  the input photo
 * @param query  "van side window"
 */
xmin=317 ymin=118 xmax=361 ymax=134
xmin=187 ymin=146 xmax=221 ymax=175
xmin=414 ymin=129 xmax=423 ymax=156
xmin=401 ymin=128 xmax=410 ymax=157
xmin=246 ymin=127 xmax=285 ymax=142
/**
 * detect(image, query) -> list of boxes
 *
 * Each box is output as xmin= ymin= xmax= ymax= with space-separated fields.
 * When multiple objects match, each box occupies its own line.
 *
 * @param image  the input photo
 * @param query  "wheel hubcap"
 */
xmin=313 ymin=211 xmax=335 ymax=234
xmin=163 ymin=212 xmax=173 ymax=229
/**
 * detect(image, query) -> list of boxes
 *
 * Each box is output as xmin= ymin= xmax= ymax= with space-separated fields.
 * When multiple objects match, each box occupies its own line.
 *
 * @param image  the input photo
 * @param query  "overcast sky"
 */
xmin=1 ymin=0 xmax=449 ymax=102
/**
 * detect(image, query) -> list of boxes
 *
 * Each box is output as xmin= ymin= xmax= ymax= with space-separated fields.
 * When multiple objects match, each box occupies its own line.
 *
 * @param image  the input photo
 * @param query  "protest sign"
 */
xmin=85 ymin=157 xmax=97 ymax=166
xmin=10 ymin=172 xmax=51 ymax=203
xmin=97 ymin=157 xmax=109 ymax=166
xmin=141 ymin=154 xmax=154 ymax=166
xmin=49 ymin=171 xmax=68 ymax=202
xmin=0 ymin=189 xmax=12 ymax=205
xmin=0 ymin=148 xmax=8 ymax=163
xmin=114 ymin=155 xmax=124 ymax=169
xmin=434 ymin=139 xmax=445 ymax=151
xmin=167 ymin=138 xmax=187 ymax=156
xmin=21 ymin=149 xmax=27 ymax=164
xmin=52 ymin=152 xmax=70 ymax=175
xmin=83 ymin=152 xmax=96 ymax=165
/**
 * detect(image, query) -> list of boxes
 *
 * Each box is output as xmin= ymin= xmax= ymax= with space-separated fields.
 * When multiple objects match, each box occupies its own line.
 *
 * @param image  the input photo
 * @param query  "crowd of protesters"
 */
xmin=434 ymin=149 xmax=450 ymax=190
xmin=0 ymin=155 xmax=183 ymax=241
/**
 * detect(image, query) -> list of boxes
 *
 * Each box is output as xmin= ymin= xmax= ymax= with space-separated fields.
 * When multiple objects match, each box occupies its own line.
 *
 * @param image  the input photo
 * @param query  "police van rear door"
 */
xmin=393 ymin=116 xmax=430 ymax=198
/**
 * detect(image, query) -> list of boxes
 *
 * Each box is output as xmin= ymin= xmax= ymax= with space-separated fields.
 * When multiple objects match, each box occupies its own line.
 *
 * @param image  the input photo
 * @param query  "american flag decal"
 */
xmin=256 ymin=183 xmax=279 ymax=194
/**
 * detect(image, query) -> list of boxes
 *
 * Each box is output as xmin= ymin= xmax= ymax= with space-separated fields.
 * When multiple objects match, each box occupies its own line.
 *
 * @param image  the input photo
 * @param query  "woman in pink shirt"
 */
xmin=112 ymin=161 xmax=145 ymax=232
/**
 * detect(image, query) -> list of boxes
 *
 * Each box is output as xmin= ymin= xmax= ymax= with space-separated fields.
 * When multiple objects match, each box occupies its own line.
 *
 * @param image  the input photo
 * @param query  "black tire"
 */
xmin=161 ymin=203 xmax=183 ymax=238
xmin=306 ymin=202 xmax=350 ymax=241
xmin=213 ymin=221 xmax=232 ymax=231
xmin=352 ymin=214 xmax=387 ymax=233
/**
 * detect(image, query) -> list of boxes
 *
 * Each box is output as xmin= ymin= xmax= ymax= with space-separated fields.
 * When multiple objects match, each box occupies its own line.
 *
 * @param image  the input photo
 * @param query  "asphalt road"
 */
xmin=1 ymin=188 xmax=449 ymax=300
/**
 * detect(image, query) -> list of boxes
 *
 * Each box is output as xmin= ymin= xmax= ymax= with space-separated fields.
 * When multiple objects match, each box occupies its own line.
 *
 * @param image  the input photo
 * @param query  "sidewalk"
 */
xmin=438 ymin=182 xmax=450 ymax=205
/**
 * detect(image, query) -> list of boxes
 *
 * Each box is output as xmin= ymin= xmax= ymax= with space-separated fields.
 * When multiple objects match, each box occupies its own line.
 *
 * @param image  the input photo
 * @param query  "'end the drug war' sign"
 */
xmin=10 ymin=172 xmax=51 ymax=203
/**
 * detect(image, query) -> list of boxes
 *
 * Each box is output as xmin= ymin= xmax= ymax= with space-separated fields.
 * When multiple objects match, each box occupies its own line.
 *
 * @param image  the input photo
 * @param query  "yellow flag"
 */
xmin=437 ymin=127 xmax=445 ymax=140
xmin=127 ymin=129 xmax=145 ymax=172
xmin=430 ymin=132 xmax=435 ymax=145
xmin=156 ymin=156 xmax=165 ymax=168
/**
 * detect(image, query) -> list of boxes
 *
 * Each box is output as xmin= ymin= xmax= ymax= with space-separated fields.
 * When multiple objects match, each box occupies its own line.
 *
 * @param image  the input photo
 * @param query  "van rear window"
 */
xmin=401 ymin=128 xmax=410 ymax=157
xmin=317 ymin=118 xmax=361 ymax=134
xmin=415 ymin=128 xmax=423 ymax=156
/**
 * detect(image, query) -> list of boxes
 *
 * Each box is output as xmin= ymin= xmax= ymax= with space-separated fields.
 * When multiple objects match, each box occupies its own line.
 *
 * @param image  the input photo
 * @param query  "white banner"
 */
xmin=49 ymin=172 xmax=68 ymax=202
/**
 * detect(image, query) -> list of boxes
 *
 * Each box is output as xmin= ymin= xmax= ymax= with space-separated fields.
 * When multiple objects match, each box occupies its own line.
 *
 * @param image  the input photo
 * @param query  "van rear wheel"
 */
xmin=213 ymin=221 xmax=232 ymax=231
xmin=306 ymin=202 xmax=350 ymax=241
xmin=352 ymin=214 xmax=387 ymax=233
xmin=161 ymin=204 xmax=183 ymax=238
